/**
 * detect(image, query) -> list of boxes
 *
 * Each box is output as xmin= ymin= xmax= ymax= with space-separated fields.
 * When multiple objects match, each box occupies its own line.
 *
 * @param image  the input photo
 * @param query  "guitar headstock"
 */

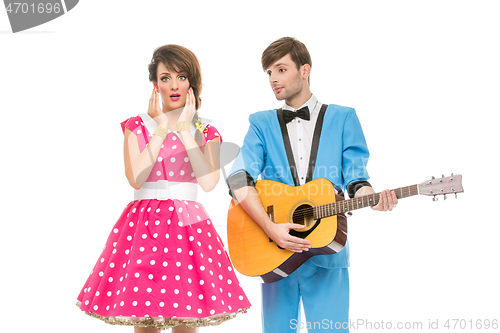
xmin=419 ymin=174 xmax=464 ymax=201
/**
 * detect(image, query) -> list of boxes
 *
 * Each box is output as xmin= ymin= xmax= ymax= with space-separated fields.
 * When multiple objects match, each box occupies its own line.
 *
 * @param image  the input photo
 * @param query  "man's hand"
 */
xmin=371 ymin=189 xmax=398 ymax=211
xmin=264 ymin=222 xmax=311 ymax=253
xmin=354 ymin=186 xmax=398 ymax=212
xmin=232 ymin=185 xmax=312 ymax=253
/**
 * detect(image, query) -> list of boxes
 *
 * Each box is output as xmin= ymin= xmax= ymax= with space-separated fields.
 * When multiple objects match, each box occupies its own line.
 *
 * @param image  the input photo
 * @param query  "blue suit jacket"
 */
xmin=229 ymin=104 xmax=370 ymax=268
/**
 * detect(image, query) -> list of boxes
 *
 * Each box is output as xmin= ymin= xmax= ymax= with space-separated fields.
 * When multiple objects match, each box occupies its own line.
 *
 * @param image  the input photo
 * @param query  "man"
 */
xmin=227 ymin=37 xmax=398 ymax=332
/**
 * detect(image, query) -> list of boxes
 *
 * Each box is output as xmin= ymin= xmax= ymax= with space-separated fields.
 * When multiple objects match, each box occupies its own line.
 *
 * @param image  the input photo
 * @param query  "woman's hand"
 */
xmin=178 ymin=87 xmax=196 ymax=124
xmin=148 ymin=87 xmax=168 ymax=128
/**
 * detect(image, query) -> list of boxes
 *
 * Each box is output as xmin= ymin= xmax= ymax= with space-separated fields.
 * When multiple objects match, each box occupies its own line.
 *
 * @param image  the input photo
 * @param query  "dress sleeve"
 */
xmin=120 ymin=116 xmax=143 ymax=135
xmin=120 ymin=116 xmax=150 ymax=151
xmin=203 ymin=124 xmax=223 ymax=143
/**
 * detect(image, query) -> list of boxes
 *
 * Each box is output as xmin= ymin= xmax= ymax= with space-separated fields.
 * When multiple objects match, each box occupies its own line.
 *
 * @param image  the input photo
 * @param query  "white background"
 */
xmin=1 ymin=1 xmax=499 ymax=332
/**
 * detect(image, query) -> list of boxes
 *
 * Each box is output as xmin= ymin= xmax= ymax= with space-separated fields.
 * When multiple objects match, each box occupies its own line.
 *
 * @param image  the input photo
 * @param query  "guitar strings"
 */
xmin=266 ymin=182 xmax=458 ymax=223
xmin=255 ymin=184 xmax=418 ymax=221
xmin=269 ymin=196 xmax=387 ymax=223
xmin=266 ymin=188 xmax=418 ymax=223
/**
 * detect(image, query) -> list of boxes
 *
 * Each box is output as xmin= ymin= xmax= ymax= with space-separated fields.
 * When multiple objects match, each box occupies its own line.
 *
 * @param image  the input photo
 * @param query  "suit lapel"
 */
xmin=276 ymin=109 xmax=300 ymax=186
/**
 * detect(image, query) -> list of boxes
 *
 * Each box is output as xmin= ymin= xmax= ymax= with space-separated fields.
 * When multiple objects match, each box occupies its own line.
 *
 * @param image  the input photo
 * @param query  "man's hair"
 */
xmin=261 ymin=37 xmax=312 ymax=71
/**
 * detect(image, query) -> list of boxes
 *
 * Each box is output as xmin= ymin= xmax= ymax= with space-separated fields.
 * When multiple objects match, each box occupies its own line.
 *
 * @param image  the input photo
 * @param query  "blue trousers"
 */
xmin=261 ymin=260 xmax=349 ymax=333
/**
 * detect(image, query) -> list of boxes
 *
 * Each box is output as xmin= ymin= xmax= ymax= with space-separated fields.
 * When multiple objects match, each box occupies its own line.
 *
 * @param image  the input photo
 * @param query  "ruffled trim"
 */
xmin=76 ymin=301 xmax=249 ymax=329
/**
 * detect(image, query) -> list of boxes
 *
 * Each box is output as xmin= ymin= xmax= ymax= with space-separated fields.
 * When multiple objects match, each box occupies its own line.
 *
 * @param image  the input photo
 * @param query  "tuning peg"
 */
xmin=455 ymin=193 xmax=458 ymax=199
xmin=433 ymin=196 xmax=438 ymax=202
xmin=443 ymin=194 xmax=447 ymax=200
xmin=431 ymin=176 xmax=436 ymax=179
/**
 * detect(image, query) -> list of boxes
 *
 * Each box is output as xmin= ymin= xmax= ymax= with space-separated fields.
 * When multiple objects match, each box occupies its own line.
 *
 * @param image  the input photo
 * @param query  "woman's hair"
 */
xmin=148 ymin=44 xmax=204 ymax=145
xmin=261 ymin=37 xmax=312 ymax=84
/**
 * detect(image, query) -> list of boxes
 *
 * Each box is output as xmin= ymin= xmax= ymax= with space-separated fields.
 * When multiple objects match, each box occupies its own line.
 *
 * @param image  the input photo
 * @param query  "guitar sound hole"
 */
xmin=292 ymin=204 xmax=315 ymax=230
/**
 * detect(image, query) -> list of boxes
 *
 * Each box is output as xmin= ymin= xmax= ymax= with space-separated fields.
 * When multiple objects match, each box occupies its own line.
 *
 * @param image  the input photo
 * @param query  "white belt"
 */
xmin=134 ymin=180 xmax=198 ymax=201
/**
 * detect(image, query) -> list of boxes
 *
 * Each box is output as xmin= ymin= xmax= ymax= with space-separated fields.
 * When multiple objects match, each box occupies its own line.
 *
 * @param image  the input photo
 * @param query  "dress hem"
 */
xmin=76 ymin=301 xmax=249 ymax=329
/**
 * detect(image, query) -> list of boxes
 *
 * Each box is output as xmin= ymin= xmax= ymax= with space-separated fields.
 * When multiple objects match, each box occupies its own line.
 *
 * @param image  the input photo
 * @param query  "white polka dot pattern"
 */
xmin=120 ymin=116 xmax=222 ymax=186
xmin=77 ymin=194 xmax=250 ymax=321
xmin=78 ymin=116 xmax=248 ymax=324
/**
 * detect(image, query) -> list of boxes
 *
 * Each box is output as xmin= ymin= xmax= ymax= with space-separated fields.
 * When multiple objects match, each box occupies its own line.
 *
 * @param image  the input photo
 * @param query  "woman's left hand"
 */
xmin=178 ymin=87 xmax=196 ymax=124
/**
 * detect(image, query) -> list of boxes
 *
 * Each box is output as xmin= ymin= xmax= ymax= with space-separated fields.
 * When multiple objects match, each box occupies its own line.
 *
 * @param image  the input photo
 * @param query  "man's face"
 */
xmin=266 ymin=54 xmax=303 ymax=101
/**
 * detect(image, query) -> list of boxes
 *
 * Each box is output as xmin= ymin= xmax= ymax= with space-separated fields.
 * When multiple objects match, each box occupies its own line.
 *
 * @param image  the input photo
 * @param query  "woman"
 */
xmin=76 ymin=44 xmax=251 ymax=332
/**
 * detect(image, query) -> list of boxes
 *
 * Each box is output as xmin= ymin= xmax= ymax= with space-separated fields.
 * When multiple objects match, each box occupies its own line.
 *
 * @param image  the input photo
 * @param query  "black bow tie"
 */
xmin=283 ymin=106 xmax=310 ymax=124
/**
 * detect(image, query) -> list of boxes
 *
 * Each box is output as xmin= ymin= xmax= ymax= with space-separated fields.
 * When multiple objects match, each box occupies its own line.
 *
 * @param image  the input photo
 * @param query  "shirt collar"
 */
xmin=283 ymin=94 xmax=319 ymax=114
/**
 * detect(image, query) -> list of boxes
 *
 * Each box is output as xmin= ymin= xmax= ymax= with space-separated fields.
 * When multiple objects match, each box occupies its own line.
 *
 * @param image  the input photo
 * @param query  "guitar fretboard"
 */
xmin=313 ymin=185 xmax=419 ymax=219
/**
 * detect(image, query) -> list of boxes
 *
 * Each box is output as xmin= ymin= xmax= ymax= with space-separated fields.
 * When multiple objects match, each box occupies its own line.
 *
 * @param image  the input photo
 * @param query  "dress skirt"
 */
xmin=76 ymin=198 xmax=251 ymax=329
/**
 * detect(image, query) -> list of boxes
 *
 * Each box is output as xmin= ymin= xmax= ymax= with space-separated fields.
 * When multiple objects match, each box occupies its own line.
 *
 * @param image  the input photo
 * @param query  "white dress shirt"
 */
xmin=282 ymin=94 xmax=321 ymax=185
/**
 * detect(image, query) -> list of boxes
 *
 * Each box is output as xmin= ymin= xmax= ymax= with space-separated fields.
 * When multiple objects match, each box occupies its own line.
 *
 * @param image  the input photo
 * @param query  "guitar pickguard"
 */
xmin=289 ymin=218 xmax=321 ymax=239
xmin=267 ymin=202 xmax=323 ymax=246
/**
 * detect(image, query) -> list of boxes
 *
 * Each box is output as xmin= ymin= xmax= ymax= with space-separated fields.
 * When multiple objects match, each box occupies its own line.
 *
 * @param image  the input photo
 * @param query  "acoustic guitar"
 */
xmin=227 ymin=175 xmax=463 ymax=283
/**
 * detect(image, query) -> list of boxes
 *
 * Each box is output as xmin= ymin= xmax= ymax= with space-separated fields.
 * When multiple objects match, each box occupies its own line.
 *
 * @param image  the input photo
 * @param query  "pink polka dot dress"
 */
xmin=76 ymin=116 xmax=251 ymax=329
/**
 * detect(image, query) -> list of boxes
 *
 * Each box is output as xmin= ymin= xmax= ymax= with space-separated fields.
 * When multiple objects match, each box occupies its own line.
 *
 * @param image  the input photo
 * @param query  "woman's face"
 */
xmin=155 ymin=62 xmax=190 ymax=112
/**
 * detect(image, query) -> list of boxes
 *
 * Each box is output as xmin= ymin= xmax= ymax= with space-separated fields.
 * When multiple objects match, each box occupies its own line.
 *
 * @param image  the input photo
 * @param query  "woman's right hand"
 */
xmin=148 ymin=86 xmax=168 ymax=128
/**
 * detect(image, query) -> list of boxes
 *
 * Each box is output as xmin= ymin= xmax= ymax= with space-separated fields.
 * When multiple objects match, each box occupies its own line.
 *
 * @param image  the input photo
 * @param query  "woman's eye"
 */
xmin=161 ymin=76 xmax=170 ymax=82
xmin=279 ymin=68 xmax=286 ymax=73
xmin=178 ymin=75 xmax=187 ymax=81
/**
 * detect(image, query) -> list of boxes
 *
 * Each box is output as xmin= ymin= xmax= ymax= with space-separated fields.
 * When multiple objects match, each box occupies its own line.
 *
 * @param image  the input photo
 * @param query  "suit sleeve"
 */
xmin=227 ymin=114 xmax=266 ymax=192
xmin=342 ymin=109 xmax=370 ymax=192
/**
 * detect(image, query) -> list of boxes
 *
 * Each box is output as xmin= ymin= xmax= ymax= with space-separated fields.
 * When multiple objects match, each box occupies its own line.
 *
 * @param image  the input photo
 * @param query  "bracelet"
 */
xmin=153 ymin=126 xmax=168 ymax=139
xmin=176 ymin=122 xmax=190 ymax=132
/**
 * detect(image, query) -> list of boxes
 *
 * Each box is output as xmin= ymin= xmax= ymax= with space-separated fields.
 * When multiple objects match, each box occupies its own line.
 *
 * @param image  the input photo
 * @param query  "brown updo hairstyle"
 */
xmin=148 ymin=44 xmax=204 ymax=145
